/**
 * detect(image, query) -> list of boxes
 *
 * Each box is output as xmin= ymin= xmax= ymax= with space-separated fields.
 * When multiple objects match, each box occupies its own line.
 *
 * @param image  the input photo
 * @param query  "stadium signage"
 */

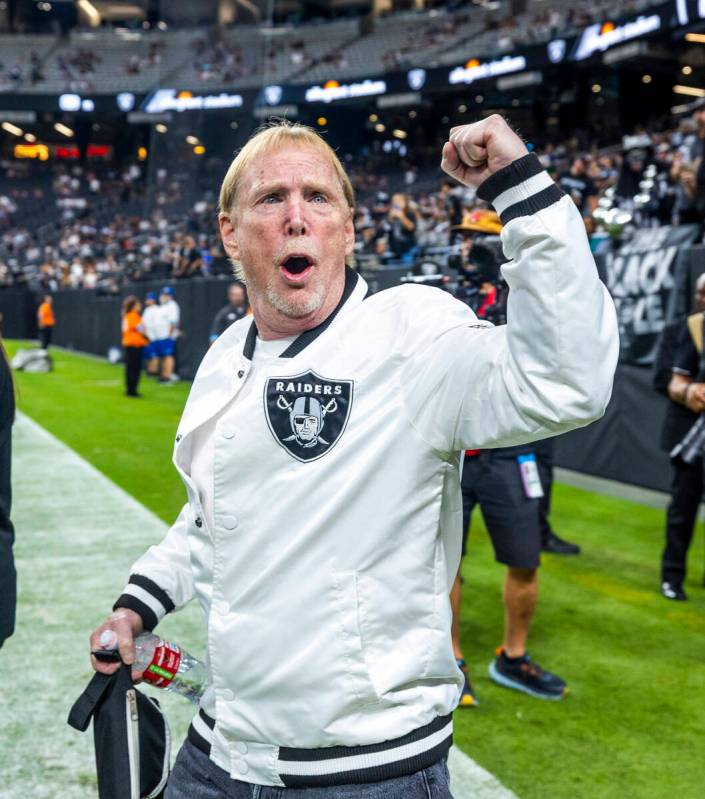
xmin=304 ymin=79 xmax=387 ymax=104
xmin=572 ymin=15 xmax=661 ymax=61
xmin=448 ymin=56 xmax=527 ymax=85
xmin=143 ymin=89 xmax=244 ymax=113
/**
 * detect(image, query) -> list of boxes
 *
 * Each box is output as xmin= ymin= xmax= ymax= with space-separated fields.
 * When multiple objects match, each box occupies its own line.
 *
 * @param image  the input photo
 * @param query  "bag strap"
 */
xmin=67 ymin=672 xmax=116 ymax=732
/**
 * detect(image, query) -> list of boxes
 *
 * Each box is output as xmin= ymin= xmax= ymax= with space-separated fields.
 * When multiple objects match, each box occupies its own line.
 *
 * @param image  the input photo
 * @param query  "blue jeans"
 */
xmin=166 ymin=740 xmax=454 ymax=799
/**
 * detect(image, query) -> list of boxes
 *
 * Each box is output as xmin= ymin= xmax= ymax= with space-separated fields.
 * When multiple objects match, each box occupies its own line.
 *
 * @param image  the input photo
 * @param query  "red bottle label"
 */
xmin=143 ymin=640 xmax=182 ymax=688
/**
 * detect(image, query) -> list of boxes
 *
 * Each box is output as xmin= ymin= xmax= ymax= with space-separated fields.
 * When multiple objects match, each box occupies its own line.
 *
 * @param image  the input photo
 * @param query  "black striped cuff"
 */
xmin=476 ymin=152 xmax=564 ymax=226
xmin=113 ymin=574 xmax=175 ymax=631
xmin=187 ymin=711 xmax=452 ymax=788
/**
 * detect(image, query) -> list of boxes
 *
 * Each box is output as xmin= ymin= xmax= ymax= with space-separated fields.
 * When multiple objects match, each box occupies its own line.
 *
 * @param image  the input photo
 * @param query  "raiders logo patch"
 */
xmin=264 ymin=370 xmax=353 ymax=462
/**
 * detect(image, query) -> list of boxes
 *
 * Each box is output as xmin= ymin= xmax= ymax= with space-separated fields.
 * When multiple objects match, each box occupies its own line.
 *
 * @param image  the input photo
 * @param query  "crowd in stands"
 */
xmin=1 ymin=104 xmax=703 ymax=292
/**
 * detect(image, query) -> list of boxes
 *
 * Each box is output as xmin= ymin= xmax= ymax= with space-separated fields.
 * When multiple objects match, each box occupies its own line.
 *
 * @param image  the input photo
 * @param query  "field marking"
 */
xmin=5 ymin=411 xmax=518 ymax=799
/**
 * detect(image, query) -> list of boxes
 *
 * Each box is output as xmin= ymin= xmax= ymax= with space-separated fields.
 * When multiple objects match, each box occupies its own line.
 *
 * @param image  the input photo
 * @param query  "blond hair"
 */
xmin=218 ymin=120 xmax=355 ymax=217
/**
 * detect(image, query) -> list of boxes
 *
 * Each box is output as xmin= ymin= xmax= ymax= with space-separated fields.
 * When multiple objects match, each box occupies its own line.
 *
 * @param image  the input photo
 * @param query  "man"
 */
xmin=37 ymin=294 xmax=55 ymax=350
xmin=558 ymin=156 xmax=598 ymax=218
xmin=452 ymin=442 xmax=566 ymax=707
xmin=657 ymin=274 xmax=705 ymax=600
xmin=535 ymin=437 xmax=581 ymax=555
xmin=90 ymin=117 xmax=618 ymax=797
xmin=158 ymin=286 xmax=180 ymax=383
xmin=209 ymin=282 xmax=249 ymax=345
xmin=141 ymin=292 xmax=162 ymax=377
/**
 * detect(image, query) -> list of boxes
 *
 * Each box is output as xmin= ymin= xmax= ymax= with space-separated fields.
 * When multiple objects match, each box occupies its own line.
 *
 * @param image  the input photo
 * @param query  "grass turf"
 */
xmin=6 ymin=341 xmax=705 ymax=799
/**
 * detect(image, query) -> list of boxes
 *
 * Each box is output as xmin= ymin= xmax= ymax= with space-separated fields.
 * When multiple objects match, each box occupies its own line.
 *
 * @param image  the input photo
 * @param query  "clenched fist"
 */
xmin=441 ymin=114 xmax=528 ymax=188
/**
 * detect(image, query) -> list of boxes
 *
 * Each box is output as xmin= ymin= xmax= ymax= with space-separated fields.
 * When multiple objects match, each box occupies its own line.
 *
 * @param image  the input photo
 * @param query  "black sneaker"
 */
xmin=661 ymin=581 xmax=687 ymax=601
xmin=488 ymin=648 xmax=567 ymax=701
xmin=456 ymin=659 xmax=479 ymax=708
xmin=542 ymin=532 xmax=581 ymax=555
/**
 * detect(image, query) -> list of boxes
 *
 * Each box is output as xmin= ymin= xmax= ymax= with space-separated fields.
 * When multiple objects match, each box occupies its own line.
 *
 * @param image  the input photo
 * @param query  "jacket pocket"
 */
xmin=331 ymin=570 xmax=379 ymax=707
xmin=355 ymin=564 xmax=460 ymax=701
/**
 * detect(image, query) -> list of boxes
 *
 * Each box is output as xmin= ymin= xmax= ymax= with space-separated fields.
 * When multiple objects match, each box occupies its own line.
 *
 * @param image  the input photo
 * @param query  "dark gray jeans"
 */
xmin=165 ymin=740 xmax=454 ymax=799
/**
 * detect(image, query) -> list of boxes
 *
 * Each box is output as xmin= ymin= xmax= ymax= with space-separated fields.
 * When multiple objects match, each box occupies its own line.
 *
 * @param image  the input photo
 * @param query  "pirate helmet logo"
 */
xmin=265 ymin=371 xmax=353 ymax=462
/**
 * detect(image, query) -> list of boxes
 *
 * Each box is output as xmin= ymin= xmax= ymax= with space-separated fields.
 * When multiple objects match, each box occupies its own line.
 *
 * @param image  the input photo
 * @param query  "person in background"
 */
xmin=558 ymin=156 xmax=598 ymax=218
xmin=656 ymin=274 xmax=705 ymax=600
xmin=0 ymin=335 xmax=16 ymax=650
xmin=141 ymin=292 xmax=161 ymax=377
xmin=535 ymin=437 xmax=581 ymax=555
xmin=158 ymin=286 xmax=180 ymax=383
xmin=37 ymin=294 xmax=55 ymax=350
xmin=386 ymin=192 xmax=418 ymax=262
xmin=209 ymin=282 xmax=249 ymax=346
xmin=121 ymin=295 xmax=149 ymax=398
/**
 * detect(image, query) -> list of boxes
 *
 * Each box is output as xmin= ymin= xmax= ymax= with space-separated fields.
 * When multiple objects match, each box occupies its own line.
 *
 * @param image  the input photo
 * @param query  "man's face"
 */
xmin=219 ymin=144 xmax=354 ymax=326
xmin=294 ymin=414 xmax=319 ymax=442
xmin=228 ymin=285 xmax=245 ymax=307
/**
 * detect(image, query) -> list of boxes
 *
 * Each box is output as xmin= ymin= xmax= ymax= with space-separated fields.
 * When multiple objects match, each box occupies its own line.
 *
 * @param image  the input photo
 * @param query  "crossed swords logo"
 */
xmin=276 ymin=394 xmax=338 ymax=448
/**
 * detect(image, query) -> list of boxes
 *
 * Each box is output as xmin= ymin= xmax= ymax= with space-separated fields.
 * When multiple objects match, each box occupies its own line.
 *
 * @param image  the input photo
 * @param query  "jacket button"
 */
xmin=237 ymin=370 xmax=245 ymax=378
xmin=234 ymin=742 xmax=248 ymax=755
xmin=236 ymin=761 xmax=248 ymax=775
xmin=222 ymin=689 xmax=235 ymax=702
xmin=195 ymin=517 xmax=203 ymax=528
xmin=175 ymin=434 xmax=182 ymax=443
xmin=222 ymin=515 xmax=237 ymax=530
xmin=221 ymin=428 xmax=235 ymax=440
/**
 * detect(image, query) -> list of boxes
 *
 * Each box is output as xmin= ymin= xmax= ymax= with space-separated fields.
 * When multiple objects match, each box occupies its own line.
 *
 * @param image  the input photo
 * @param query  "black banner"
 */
xmin=600 ymin=225 xmax=700 ymax=366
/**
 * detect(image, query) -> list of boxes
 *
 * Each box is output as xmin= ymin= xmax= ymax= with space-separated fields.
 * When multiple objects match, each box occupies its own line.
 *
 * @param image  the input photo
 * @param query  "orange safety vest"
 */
xmin=38 ymin=302 xmax=55 ymax=328
xmin=122 ymin=311 xmax=149 ymax=347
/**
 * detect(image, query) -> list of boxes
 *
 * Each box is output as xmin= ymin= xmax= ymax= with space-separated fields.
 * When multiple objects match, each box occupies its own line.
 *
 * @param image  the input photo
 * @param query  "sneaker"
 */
xmin=456 ymin=659 xmax=479 ymax=708
xmin=542 ymin=532 xmax=580 ymax=555
xmin=488 ymin=647 xmax=567 ymax=701
xmin=661 ymin=581 xmax=687 ymax=601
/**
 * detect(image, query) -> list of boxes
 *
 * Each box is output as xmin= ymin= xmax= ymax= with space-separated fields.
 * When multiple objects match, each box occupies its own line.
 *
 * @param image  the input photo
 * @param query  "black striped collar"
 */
xmin=243 ymin=267 xmax=360 ymax=361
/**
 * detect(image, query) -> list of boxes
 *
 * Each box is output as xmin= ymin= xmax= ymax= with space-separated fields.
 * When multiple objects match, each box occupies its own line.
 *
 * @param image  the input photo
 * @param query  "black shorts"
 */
xmin=461 ymin=449 xmax=541 ymax=569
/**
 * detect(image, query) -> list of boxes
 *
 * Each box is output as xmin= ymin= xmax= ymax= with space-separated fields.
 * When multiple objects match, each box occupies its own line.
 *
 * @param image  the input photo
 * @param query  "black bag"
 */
xmin=68 ymin=664 xmax=171 ymax=799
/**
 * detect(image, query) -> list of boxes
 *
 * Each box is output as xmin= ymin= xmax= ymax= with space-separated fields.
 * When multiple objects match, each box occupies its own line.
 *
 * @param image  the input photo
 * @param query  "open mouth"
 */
xmin=280 ymin=254 xmax=314 ymax=282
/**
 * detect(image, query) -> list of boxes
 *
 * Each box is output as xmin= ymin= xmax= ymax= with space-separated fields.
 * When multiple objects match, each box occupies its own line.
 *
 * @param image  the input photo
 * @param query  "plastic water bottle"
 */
xmin=99 ymin=630 xmax=209 ymax=704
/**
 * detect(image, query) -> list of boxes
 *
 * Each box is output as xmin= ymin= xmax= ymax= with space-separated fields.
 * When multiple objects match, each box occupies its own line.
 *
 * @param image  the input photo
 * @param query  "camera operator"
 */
xmin=657 ymin=274 xmax=705 ymax=600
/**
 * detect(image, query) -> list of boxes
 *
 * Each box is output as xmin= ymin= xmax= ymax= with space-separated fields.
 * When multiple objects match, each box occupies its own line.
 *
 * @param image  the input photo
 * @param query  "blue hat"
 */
xmin=145 ymin=291 xmax=157 ymax=301
xmin=162 ymin=286 xmax=174 ymax=296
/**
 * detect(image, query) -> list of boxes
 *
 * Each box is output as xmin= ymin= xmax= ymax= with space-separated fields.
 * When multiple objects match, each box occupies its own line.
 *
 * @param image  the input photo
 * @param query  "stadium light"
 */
xmin=2 ymin=122 xmax=24 ymax=136
xmin=408 ymin=110 xmax=417 ymax=119
xmin=193 ymin=145 xmax=206 ymax=155
xmin=24 ymin=133 xmax=37 ymax=142
xmin=592 ymin=84 xmax=602 ymax=93
xmin=374 ymin=123 xmax=385 ymax=133
xmin=642 ymin=74 xmax=652 ymax=84
xmin=138 ymin=147 xmax=147 ymax=160
xmin=368 ymin=113 xmax=378 ymax=122
xmin=682 ymin=65 xmax=693 ymax=75
xmin=54 ymin=123 xmax=74 ymax=137
xmin=155 ymin=123 xmax=168 ymax=133
xmin=475 ymin=95 xmax=483 ymax=103
xmin=77 ymin=0 xmax=100 ymax=27
xmin=673 ymin=84 xmax=705 ymax=96
xmin=316 ymin=117 xmax=327 ymax=126
xmin=185 ymin=135 xmax=199 ymax=145
xmin=685 ymin=32 xmax=705 ymax=43
xmin=392 ymin=129 xmax=407 ymax=139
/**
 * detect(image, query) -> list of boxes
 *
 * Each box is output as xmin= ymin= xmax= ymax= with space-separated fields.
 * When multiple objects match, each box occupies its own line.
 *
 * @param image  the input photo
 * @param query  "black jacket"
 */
xmin=0 ymin=347 xmax=16 ymax=648
xmin=653 ymin=317 xmax=699 ymax=452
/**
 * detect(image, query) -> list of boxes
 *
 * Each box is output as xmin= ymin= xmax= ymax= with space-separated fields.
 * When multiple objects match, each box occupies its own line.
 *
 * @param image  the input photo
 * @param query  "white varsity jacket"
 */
xmin=115 ymin=154 xmax=619 ymax=788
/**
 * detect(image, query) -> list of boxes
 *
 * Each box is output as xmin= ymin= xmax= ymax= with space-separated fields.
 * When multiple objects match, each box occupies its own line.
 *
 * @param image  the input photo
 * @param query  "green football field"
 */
xmin=3 ymin=341 xmax=705 ymax=799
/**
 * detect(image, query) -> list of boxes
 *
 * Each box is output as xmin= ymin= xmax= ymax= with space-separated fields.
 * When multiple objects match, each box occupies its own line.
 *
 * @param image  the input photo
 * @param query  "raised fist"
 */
xmin=441 ymin=114 xmax=528 ymax=188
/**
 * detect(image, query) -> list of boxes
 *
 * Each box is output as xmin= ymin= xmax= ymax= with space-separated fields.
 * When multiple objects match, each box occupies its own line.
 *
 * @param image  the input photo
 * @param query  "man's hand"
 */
xmin=686 ymin=382 xmax=705 ymax=413
xmin=89 ymin=608 xmax=144 ymax=678
xmin=441 ymin=114 xmax=528 ymax=188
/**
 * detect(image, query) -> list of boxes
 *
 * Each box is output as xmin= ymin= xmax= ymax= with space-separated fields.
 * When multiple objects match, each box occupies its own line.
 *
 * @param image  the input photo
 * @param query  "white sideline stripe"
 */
xmin=492 ymin=171 xmax=554 ymax=215
xmin=13 ymin=411 xmax=519 ymax=799
xmin=123 ymin=583 xmax=168 ymax=619
xmin=276 ymin=722 xmax=452 ymax=777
